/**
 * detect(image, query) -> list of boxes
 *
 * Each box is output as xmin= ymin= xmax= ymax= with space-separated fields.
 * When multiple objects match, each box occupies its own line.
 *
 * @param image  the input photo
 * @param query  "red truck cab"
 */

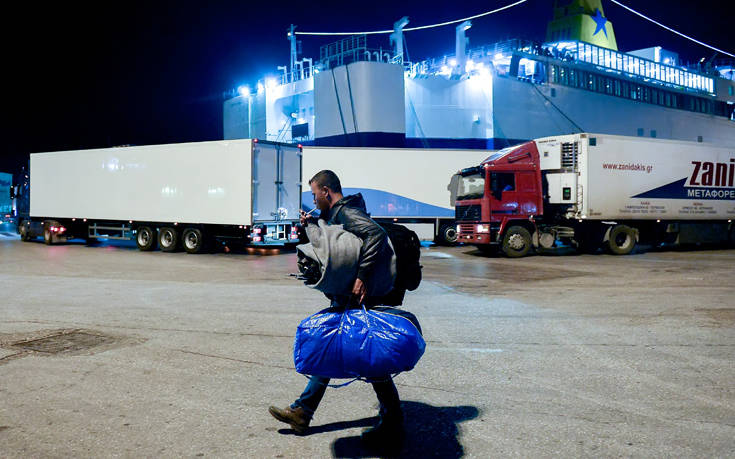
xmin=455 ymin=141 xmax=544 ymax=257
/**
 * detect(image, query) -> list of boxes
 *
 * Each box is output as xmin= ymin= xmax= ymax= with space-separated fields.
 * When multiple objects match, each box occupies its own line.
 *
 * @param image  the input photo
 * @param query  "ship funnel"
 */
xmin=390 ymin=16 xmax=409 ymax=64
xmin=455 ymin=20 xmax=472 ymax=74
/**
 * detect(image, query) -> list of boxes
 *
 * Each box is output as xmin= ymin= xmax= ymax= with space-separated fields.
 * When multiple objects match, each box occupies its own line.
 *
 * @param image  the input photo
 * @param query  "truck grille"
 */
xmin=561 ymin=142 xmax=579 ymax=170
xmin=458 ymin=224 xmax=475 ymax=234
xmin=456 ymin=205 xmax=481 ymax=221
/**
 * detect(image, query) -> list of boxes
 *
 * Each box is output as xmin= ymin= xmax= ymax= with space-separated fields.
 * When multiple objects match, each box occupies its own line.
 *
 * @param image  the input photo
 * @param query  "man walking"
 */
xmin=268 ymin=170 xmax=403 ymax=444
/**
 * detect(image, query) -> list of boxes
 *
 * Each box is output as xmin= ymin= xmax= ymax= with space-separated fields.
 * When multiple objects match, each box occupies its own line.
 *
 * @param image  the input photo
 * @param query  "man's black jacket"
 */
xmin=322 ymin=193 xmax=392 ymax=289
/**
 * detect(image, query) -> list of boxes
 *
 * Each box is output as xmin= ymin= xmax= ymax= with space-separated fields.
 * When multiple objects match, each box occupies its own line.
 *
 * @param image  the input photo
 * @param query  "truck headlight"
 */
xmin=476 ymin=224 xmax=489 ymax=233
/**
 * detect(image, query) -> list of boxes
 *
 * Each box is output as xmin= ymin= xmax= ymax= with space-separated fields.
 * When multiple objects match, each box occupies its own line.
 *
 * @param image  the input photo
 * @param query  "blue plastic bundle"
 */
xmin=294 ymin=306 xmax=425 ymax=379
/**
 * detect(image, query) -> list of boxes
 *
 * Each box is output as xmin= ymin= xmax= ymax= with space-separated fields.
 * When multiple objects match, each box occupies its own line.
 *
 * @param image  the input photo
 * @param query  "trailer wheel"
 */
xmin=43 ymin=227 xmax=53 ymax=245
xmin=182 ymin=228 xmax=207 ymax=254
xmin=136 ymin=226 xmax=157 ymax=251
xmin=502 ymin=226 xmax=532 ymax=258
xmin=437 ymin=223 xmax=458 ymax=246
xmin=19 ymin=221 xmax=31 ymax=242
xmin=158 ymin=227 xmax=179 ymax=252
xmin=606 ymin=225 xmax=636 ymax=255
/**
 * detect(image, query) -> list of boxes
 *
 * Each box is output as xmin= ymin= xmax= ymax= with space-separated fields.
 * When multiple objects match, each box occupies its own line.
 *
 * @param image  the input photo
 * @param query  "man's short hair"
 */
xmin=309 ymin=170 xmax=342 ymax=193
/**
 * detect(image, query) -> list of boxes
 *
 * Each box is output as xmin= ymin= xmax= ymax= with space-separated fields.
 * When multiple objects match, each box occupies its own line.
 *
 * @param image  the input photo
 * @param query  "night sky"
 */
xmin=2 ymin=0 xmax=732 ymax=174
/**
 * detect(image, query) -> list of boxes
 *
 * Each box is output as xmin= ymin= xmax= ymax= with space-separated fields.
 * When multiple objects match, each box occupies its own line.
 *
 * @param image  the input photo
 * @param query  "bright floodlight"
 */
xmin=494 ymin=53 xmax=504 ymax=60
xmin=257 ymin=82 xmax=265 ymax=92
xmin=449 ymin=58 xmax=457 ymax=67
xmin=266 ymin=78 xmax=277 ymax=89
xmin=238 ymin=85 xmax=250 ymax=97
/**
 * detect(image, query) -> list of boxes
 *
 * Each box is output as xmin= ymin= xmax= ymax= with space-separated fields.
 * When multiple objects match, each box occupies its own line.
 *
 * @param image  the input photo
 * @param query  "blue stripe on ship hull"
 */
xmin=405 ymin=137 xmax=528 ymax=149
xmin=301 ymin=188 xmax=454 ymax=218
xmin=309 ymin=132 xmax=528 ymax=149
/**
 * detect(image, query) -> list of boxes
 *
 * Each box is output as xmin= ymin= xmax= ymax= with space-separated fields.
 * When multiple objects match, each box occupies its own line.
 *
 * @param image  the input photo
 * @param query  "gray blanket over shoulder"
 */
xmin=296 ymin=219 xmax=396 ymax=297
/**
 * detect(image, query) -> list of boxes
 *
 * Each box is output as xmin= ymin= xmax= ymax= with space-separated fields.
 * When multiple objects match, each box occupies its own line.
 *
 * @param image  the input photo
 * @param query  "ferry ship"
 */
xmin=222 ymin=0 xmax=735 ymax=148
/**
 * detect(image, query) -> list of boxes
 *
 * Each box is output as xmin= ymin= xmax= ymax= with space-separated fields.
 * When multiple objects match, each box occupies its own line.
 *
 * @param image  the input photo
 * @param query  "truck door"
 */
xmin=252 ymin=143 xmax=278 ymax=222
xmin=252 ymin=143 xmax=301 ymax=223
xmin=490 ymin=172 xmax=519 ymax=216
xmin=277 ymin=146 xmax=302 ymax=223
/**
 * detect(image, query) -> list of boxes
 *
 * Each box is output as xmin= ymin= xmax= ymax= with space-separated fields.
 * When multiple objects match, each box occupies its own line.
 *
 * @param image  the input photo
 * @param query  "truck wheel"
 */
xmin=437 ymin=223 xmax=458 ymax=246
xmin=182 ymin=228 xmax=207 ymax=254
xmin=136 ymin=226 xmax=157 ymax=251
xmin=158 ymin=227 xmax=179 ymax=252
xmin=606 ymin=225 xmax=636 ymax=255
xmin=502 ymin=226 xmax=532 ymax=258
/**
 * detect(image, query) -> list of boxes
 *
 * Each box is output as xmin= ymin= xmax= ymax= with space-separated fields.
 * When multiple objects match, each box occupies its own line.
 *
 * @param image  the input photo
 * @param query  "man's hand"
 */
xmin=299 ymin=210 xmax=312 ymax=226
xmin=352 ymin=278 xmax=367 ymax=304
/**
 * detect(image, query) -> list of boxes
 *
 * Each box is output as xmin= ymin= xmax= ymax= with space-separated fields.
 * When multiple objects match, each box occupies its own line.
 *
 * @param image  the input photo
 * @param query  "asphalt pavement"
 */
xmin=1 ymin=236 xmax=734 ymax=457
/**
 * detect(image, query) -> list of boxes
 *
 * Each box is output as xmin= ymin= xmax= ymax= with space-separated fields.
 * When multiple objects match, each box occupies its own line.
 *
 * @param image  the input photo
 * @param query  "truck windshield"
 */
xmin=457 ymin=174 xmax=485 ymax=200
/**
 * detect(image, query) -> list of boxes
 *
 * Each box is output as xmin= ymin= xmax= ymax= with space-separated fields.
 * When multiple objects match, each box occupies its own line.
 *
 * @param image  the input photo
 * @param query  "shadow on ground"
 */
xmin=327 ymin=401 xmax=479 ymax=458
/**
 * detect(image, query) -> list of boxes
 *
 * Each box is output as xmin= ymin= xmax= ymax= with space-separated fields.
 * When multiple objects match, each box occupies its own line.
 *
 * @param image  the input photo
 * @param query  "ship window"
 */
xmin=650 ymin=130 xmax=657 ymax=138
xmin=729 ymin=86 xmax=734 ymax=96
xmin=614 ymin=80 xmax=621 ymax=96
xmin=637 ymin=128 xmax=644 ymax=137
xmin=605 ymin=78 xmax=613 ymax=95
xmin=665 ymin=92 xmax=672 ymax=107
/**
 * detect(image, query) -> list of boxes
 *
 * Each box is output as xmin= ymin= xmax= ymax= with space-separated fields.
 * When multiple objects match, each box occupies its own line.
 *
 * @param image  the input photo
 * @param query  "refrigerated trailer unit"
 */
xmin=301 ymin=146 xmax=491 ymax=244
xmin=455 ymin=133 xmax=735 ymax=257
xmin=18 ymin=139 xmax=302 ymax=251
xmin=0 ymin=172 xmax=12 ymax=222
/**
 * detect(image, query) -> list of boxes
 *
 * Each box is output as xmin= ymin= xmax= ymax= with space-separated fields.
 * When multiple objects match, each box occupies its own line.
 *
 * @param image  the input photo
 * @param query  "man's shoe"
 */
xmin=268 ymin=405 xmax=311 ymax=434
xmin=361 ymin=415 xmax=405 ymax=448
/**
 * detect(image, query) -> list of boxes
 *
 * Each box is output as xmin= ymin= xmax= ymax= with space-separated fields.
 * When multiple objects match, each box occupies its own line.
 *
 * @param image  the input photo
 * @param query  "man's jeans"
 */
xmin=292 ymin=375 xmax=401 ymax=418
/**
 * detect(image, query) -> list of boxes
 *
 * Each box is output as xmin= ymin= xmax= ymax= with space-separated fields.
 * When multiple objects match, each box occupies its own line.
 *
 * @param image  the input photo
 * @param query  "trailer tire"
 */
xmin=43 ymin=227 xmax=53 ymax=245
xmin=136 ymin=226 xmax=157 ymax=251
xmin=158 ymin=227 xmax=179 ymax=252
xmin=502 ymin=226 xmax=532 ymax=258
xmin=606 ymin=225 xmax=636 ymax=255
xmin=437 ymin=223 xmax=458 ymax=246
xmin=182 ymin=228 xmax=207 ymax=254
xmin=19 ymin=221 xmax=31 ymax=242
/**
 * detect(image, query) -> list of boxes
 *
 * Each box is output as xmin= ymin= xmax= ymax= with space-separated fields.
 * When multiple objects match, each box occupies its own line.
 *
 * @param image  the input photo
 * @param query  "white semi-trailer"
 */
xmin=455 ymin=133 xmax=735 ymax=256
xmin=301 ymin=146 xmax=491 ymax=244
xmin=18 ymin=139 xmax=302 ymax=252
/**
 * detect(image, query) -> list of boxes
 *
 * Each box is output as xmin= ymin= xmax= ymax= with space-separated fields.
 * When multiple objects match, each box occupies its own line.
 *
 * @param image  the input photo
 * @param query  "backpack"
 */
xmin=380 ymin=222 xmax=422 ymax=292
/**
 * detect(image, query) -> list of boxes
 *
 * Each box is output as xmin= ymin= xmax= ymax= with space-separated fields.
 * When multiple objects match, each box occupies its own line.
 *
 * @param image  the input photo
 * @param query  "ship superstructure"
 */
xmin=223 ymin=0 xmax=735 ymax=148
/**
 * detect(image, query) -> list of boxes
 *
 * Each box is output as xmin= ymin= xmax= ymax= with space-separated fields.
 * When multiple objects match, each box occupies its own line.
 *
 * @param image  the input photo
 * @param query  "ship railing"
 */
xmin=543 ymin=40 xmax=716 ymax=95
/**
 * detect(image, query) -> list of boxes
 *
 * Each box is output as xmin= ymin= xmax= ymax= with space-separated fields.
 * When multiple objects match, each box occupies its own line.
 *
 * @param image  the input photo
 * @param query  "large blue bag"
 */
xmin=294 ymin=306 xmax=426 ymax=379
